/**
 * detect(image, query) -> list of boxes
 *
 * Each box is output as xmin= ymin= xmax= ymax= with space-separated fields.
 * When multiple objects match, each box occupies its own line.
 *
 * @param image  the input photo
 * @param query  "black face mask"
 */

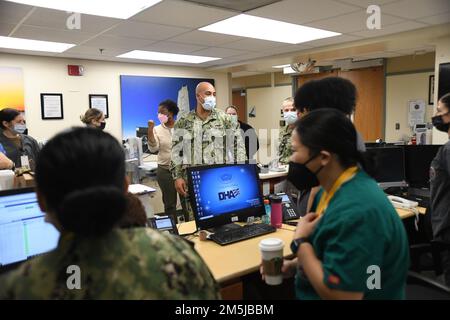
xmin=287 ymin=154 xmax=323 ymax=191
xmin=99 ymin=122 xmax=106 ymax=130
xmin=432 ymin=113 xmax=450 ymax=133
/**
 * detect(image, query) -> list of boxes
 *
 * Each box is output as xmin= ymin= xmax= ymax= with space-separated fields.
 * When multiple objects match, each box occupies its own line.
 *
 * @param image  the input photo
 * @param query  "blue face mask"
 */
xmin=13 ymin=123 xmax=27 ymax=134
xmin=202 ymin=96 xmax=216 ymax=111
xmin=283 ymin=111 xmax=297 ymax=125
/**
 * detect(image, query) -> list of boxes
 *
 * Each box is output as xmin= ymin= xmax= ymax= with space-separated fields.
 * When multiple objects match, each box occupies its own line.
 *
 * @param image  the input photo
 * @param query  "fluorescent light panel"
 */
xmin=200 ymin=14 xmax=341 ymax=44
xmin=272 ymin=64 xmax=291 ymax=68
xmin=0 ymin=36 xmax=75 ymax=53
xmin=4 ymin=0 xmax=162 ymax=19
xmin=117 ymin=50 xmax=221 ymax=64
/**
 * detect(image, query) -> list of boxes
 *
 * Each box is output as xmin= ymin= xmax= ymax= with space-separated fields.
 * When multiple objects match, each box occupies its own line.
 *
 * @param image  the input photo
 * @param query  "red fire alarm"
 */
xmin=68 ymin=65 xmax=84 ymax=76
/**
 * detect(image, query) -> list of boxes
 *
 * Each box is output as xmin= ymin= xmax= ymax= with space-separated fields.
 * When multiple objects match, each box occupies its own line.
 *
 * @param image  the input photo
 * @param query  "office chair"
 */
xmin=407 ymin=271 xmax=450 ymax=300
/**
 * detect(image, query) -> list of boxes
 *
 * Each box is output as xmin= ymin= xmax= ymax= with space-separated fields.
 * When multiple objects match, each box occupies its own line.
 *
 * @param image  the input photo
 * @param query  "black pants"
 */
xmin=156 ymin=166 xmax=177 ymax=217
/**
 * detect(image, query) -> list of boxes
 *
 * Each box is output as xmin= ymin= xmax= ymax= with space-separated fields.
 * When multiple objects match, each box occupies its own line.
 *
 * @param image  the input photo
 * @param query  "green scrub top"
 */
xmin=295 ymin=170 xmax=409 ymax=300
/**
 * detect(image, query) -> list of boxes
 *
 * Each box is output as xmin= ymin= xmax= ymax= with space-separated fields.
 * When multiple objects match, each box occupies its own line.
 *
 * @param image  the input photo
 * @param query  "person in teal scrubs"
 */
xmin=287 ymin=109 xmax=409 ymax=300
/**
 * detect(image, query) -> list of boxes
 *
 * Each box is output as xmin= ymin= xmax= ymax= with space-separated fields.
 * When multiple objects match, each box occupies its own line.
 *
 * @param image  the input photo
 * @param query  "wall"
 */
xmin=385 ymin=71 xmax=435 ymax=142
xmin=246 ymin=85 xmax=292 ymax=164
xmin=433 ymin=36 xmax=450 ymax=144
xmin=386 ymin=52 xmax=435 ymax=74
xmin=0 ymin=53 xmax=230 ymax=142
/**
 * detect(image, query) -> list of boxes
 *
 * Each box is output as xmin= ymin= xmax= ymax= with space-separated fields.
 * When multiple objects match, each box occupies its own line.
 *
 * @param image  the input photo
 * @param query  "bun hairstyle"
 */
xmin=80 ymin=108 xmax=103 ymax=125
xmin=35 ymin=127 xmax=127 ymax=236
xmin=295 ymin=108 xmax=373 ymax=175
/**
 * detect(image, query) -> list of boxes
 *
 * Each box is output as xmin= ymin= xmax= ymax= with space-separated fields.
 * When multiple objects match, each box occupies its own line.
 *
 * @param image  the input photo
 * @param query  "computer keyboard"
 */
xmin=210 ymin=223 xmax=276 ymax=246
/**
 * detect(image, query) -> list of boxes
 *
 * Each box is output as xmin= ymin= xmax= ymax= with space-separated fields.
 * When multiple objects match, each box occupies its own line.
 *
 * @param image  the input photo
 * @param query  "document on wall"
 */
xmin=42 ymin=95 xmax=62 ymax=118
xmin=408 ymin=100 xmax=425 ymax=127
xmin=90 ymin=97 xmax=108 ymax=116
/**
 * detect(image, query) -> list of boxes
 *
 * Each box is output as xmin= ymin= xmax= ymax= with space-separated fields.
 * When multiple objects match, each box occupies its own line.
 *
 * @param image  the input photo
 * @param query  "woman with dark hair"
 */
xmin=0 ymin=108 xmax=40 ymax=170
xmin=267 ymin=109 xmax=409 ymax=299
xmin=80 ymin=108 xmax=106 ymax=130
xmin=0 ymin=127 xmax=219 ymax=299
xmin=430 ymin=92 xmax=450 ymax=286
xmin=147 ymin=99 xmax=180 ymax=217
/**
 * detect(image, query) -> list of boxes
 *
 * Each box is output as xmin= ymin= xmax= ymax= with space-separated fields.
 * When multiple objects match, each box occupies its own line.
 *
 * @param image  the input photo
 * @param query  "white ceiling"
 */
xmin=0 ymin=0 xmax=449 ymax=71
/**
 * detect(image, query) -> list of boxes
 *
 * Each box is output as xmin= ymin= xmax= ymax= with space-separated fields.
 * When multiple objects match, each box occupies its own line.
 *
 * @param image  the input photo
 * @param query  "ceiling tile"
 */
xmin=337 ymin=0 xmax=400 ymax=7
xmin=0 ymin=23 xmax=16 ymax=36
xmin=104 ymin=21 xmax=190 ymax=41
xmin=63 ymin=45 xmax=129 ymax=57
xmin=305 ymin=9 xmax=405 ymax=33
xmin=131 ymin=0 xmax=237 ymax=28
xmin=417 ymin=12 xmax=450 ymax=25
xmin=12 ymin=25 xmax=93 ymax=44
xmin=182 ymin=0 xmax=281 ymax=12
xmin=0 ymin=1 xmax=33 ymax=25
xmin=247 ymin=0 xmax=361 ymax=24
xmin=351 ymin=21 xmax=429 ymax=38
xmin=301 ymin=34 xmax=361 ymax=47
xmin=220 ymin=38 xmax=285 ymax=51
xmin=190 ymin=47 xmax=252 ymax=58
xmin=82 ymin=35 xmax=156 ymax=49
xmin=140 ymin=41 xmax=207 ymax=53
xmin=260 ymin=44 xmax=313 ymax=55
xmin=381 ymin=0 xmax=450 ymax=19
xmin=168 ymin=30 xmax=242 ymax=46
xmin=23 ymin=8 xmax=121 ymax=34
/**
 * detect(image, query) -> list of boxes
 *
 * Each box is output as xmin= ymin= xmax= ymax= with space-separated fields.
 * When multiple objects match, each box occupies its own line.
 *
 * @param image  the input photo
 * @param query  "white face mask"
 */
xmin=283 ymin=111 xmax=297 ymax=125
xmin=202 ymin=96 xmax=216 ymax=111
xmin=14 ymin=123 xmax=27 ymax=134
xmin=229 ymin=114 xmax=238 ymax=123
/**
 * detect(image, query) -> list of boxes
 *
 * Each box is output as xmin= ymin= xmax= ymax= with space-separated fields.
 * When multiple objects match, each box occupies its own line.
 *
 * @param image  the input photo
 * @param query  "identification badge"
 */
xmin=20 ymin=155 xmax=30 ymax=168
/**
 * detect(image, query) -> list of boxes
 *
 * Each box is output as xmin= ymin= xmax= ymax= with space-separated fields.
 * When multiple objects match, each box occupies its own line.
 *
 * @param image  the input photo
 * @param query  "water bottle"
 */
xmin=263 ymin=199 xmax=271 ymax=224
xmin=270 ymin=195 xmax=282 ymax=228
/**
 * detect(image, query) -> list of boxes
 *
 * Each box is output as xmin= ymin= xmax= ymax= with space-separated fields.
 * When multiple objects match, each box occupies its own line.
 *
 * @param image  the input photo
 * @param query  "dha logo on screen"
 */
xmin=218 ymin=188 xmax=240 ymax=201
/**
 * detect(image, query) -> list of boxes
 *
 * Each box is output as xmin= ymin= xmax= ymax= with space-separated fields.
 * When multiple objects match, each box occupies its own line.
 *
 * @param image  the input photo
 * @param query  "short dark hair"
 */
xmin=439 ymin=92 xmax=450 ymax=111
xmin=0 ymin=108 xmax=20 ymax=128
xmin=294 ymin=109 xmax=370 ymax=172
xmin=35 ymin=127 xmax=127 ymax=236
xmin=294 ymin=77 xmax=357 ymax=115
xmin=159 ymin=99 xmax=179 ymax=116
xmin=226 ymin=105 xmax=238 ymax=113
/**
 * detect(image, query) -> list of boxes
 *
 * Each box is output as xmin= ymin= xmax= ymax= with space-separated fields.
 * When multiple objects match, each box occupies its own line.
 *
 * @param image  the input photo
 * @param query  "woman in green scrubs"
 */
xmin=288 ymin=109 xmax=409 ymax=300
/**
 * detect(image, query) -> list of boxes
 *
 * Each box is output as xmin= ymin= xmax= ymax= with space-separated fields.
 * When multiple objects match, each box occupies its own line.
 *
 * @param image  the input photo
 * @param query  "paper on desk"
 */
xmin=128 ymin=184 xmax=156 ymax=195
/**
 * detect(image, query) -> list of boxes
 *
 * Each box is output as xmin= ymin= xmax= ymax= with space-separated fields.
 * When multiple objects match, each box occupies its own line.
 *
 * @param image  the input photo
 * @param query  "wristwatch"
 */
xmin=290 ymin=237 xmax=310 ymax=255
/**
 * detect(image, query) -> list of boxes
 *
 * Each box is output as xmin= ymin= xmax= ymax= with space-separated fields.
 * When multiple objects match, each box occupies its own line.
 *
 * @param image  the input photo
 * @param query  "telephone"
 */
xmin=148 ymin=215 xmax=179 ymax=235
xmin=276 ymin=193 xmax=301 ymax=221
xmin=387 ymin=195 xmax=418 ymax=210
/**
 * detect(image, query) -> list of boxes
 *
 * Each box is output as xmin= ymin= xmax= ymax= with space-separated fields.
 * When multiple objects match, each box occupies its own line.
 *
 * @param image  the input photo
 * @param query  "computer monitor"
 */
xmin=403 ymin=145 xmax=442 ymax=188
xmin=187 ymin=164 xmax=264 ymax=230
xmin=366 ymin=146 xmax=407 ymax=189
xmin=0 ymin=188 xmax=60 ymax=271
xmin=125 ymin=137 xmax=144 ymax=166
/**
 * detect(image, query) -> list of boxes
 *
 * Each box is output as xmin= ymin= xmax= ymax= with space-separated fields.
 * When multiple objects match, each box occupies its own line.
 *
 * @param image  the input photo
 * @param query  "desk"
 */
xmin=258 ymin=166 xmax=288 ymax=195
xmin=179 ymin=206 xmax=426 ymax=299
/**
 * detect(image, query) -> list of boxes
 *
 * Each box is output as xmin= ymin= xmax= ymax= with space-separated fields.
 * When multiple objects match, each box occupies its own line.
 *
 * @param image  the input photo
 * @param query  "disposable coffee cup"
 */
xmin=259 ymin=238 xmax=284 ymax=285
xmin=0 ymin=170 xmax=15 ymax=190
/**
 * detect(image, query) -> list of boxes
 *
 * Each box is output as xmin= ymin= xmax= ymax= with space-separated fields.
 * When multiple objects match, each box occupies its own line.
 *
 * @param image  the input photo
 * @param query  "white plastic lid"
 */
xmin=259 ymin=237 xmax=284 ymax=251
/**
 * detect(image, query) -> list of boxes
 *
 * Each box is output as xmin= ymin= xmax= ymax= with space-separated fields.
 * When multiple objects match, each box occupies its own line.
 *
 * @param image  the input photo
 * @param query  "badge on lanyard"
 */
xmin=20 ymin=155 xmax=30 ymax=169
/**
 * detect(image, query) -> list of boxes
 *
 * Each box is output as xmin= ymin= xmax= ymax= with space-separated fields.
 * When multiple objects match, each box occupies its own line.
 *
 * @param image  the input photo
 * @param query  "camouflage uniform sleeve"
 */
xmin=147 ymin=230 xmax=221 ymax=299
xmin=278 ymin=126 xmax=292 ymax=165
xmin=170 ymin=117 xmax=186 ymax=181
xmin=233 ymin=120 xmax=247 ymax=163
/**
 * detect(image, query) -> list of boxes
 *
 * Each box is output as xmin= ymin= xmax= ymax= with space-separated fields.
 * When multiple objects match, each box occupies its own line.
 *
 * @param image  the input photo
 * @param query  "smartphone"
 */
xmin=148 ymin=215 xmax=179 ymax=235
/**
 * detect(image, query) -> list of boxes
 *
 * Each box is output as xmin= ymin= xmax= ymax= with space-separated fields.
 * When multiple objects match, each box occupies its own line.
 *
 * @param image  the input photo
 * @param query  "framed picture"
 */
xmin=40 ymin=93 xmax=63 ymax=119
xmin=89 ymin=94 xmax=109 ymax=118
xmin=428 ymin=75 xmax=435 ymax=105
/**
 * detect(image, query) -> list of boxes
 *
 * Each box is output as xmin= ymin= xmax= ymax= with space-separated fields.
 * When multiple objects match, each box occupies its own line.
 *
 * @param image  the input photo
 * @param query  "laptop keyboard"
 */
xmin=210 ymin=223 xmax=276 ymax=246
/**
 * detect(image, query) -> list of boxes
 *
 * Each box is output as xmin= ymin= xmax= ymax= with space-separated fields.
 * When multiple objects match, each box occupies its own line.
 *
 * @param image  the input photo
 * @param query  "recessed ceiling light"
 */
xmin=0 ymin=36 xmax=75 ymax=53
xmin=117 ymin=50 xmax=221 ymax=64
xmin=272 ymin=64 xmax=291 ymax=68
xmin=200 ymin=14 xmax=340 ymax=44
xmin=4 ymin=0 xmax=162 ymax=19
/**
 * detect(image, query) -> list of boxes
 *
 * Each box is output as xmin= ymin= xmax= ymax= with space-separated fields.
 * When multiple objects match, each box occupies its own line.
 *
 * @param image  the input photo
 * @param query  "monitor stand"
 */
xmin=207 ymin=223 xmax=241 ymax=234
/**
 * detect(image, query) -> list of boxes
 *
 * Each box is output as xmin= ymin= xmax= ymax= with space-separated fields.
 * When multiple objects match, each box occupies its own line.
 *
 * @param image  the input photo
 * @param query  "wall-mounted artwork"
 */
xmin=120 ymin=75 xmax=214 ymax=139
xmin=0 ymin=67 xmax=24 ymax=112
